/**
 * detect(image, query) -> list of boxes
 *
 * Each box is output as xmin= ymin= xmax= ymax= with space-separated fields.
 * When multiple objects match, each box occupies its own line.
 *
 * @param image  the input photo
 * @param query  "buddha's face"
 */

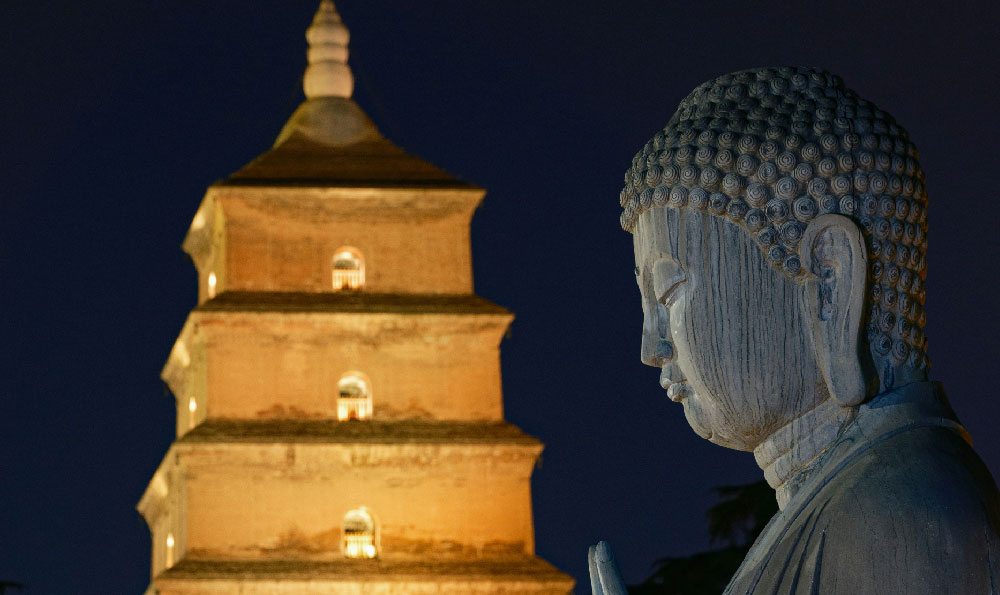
xmin=633 ymin=207 xmax=827 ymax=451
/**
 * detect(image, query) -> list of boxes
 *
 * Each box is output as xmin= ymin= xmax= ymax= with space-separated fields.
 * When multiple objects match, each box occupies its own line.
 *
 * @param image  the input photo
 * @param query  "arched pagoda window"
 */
xmin=332 ymin=247 xmax=364 ymax=290
xmin=337 ymin=372 xmax=371 ymax=421
xmin=342 ymin=507 xmax=378 ymax=559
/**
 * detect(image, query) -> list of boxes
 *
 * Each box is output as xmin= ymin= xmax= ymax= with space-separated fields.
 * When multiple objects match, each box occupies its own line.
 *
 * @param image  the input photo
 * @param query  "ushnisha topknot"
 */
xmin=621 ymin=66 xmax=929 ymax=372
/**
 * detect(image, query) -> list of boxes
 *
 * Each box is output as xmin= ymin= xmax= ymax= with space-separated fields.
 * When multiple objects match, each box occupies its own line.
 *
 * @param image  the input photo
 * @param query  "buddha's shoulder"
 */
xmin=821 ymin=423 xmax=999 ymax=524
xmin=740 ymin=425 xmax=1000 ymax=594
xmin=803 ymin=423 xmax=1000 ymax=578
xmin=776 ymin=426 xmax=1000 ymax=593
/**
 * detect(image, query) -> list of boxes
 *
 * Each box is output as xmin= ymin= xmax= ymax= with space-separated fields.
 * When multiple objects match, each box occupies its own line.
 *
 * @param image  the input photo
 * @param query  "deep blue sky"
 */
xmin=1 ymin=1 xmax=998 ymax=593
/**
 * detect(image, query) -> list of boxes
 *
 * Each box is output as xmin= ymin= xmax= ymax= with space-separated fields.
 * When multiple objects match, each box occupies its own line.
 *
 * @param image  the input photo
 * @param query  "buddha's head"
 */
xmin=622 ymin=67 xmax=929 ymax=451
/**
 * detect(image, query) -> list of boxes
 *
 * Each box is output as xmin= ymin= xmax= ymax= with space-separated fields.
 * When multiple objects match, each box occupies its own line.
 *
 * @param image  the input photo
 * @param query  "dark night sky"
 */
xmin=1 ymin=1 xmax=998 ymax=593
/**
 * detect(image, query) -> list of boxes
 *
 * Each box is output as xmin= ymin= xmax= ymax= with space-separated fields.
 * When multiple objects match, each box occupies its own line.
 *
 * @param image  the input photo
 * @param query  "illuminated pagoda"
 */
xmin=137 ymin=2 xmax=573 ymax=594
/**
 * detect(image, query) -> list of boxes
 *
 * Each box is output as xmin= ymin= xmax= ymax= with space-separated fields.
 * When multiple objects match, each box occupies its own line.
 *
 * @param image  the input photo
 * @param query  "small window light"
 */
xmin=337 ymin=373 xmax=371 ymax=421
xmin=191 ymin=210 xmax=206 ymax=230
xmin=188 ymin=397 xmax=197 ymax=430
xmin=166 ymin=533 xmax=176 ymax=568
xmin=207 ymin=272 xmax=217 ymax=299
xmin=342 ymin=507 xmax=377 ymax=559
xmin=174 ymin=341 xmax=191 ymax=368
xmin=332 ymin=247 xmax=364 ymax=291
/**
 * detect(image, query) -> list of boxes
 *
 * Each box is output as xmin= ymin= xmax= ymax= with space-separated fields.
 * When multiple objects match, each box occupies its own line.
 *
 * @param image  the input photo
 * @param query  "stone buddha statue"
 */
xmin=589 ymin=67 xmax=1000 ymax=594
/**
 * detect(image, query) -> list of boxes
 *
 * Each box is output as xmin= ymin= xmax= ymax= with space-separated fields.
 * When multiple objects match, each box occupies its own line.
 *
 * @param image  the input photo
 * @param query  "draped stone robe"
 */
xmin=724 ymin=382 xmax=1000 ymax=595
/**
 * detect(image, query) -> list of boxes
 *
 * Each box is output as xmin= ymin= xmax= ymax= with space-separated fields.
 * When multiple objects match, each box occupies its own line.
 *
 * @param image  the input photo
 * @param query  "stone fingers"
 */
xmin=588 ymin=545 xmax=604 ymax=595
xmin=590 ymin=541 xmax=628 ymax=595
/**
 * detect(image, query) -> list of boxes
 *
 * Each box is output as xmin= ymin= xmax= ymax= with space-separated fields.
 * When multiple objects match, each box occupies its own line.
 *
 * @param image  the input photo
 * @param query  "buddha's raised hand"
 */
xmin=588 ymin=541 xmax=628 ymax=595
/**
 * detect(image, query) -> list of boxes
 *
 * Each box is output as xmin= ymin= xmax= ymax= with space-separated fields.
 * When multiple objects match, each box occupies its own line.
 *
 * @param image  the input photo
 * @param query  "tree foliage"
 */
xmin=628 ymin=480 xmax=778 ymax=595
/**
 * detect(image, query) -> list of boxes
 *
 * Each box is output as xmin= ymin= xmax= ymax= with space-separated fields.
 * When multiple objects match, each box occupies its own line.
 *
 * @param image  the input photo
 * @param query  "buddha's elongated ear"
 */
xmin=797 ymin=214 xmax=869 ymax=407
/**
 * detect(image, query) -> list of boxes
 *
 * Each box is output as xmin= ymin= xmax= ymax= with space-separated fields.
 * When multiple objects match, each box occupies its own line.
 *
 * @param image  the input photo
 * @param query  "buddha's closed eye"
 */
xmin=653 ymin=260 xmax=687 ymax=307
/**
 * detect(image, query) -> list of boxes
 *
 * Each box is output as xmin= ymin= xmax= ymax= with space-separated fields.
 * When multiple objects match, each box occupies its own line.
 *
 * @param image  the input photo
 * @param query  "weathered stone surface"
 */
xmin=725 ymin=382 xmax=999 ymax=594
xmin=591 ymin=66 xmax=1000 ymax=594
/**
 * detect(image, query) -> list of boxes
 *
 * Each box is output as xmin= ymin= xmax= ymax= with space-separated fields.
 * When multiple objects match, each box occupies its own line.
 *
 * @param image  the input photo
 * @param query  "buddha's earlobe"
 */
xmin=797 ymin=214 xmax=870 ymax=407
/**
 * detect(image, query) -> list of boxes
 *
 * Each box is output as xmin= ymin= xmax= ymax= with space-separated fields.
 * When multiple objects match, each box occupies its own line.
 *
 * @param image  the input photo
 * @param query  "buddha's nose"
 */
xmin=641 ymin=335 xmax=674 ymax=367
xmin=641 ymin=303 xmax=674 ymax=367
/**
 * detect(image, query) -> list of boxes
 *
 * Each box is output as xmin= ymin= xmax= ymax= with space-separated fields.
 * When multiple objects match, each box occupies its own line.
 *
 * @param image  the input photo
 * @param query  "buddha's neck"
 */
xmin=753 ymin=398 xmax=854 ymax=510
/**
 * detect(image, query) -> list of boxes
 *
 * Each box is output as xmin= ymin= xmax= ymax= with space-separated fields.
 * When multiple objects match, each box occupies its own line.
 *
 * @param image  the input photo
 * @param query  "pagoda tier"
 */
xmin=162 ymin=293 xmax=512 ymax=436
xmin=139 ymin=420 xmax=573 ymax=594
xmin=183 ymin=184 xmax=482 ymax=302
xmin=138 ymin=429 xmax=541 ymax=570
xmin=139 ymin=2 xmax=572 ymax=593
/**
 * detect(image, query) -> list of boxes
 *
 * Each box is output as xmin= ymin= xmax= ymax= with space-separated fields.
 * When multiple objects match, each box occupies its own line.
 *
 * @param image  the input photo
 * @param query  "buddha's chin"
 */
xmin=681 ymin=398 xmax=713 ymax=440
xmin=681 ymin=395 xmax=749 ymax=451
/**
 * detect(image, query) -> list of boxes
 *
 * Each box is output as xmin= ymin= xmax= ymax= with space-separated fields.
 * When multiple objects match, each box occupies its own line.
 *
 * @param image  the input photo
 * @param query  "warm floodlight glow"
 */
xmin=337 ymin=372 xmax=371 ymax=421
xmin=151 ymin=474 xmax=168 ymax=498
xmin=191 ymin=210 xmax=206 ymax=230
xmin=342 ymin=507 xmax=377 ymax=559
xmin=188 ymin=397 xmax=197 ymax=429
xmin=332 ymin=247 xmax=364 ymax=290
xmin=207 ymin=272 xmax=217 ymax=299
xmin=173 ymin=341 xmax=191 ymax=368
xmin=166 ymin=533 xmax=175 ymax=568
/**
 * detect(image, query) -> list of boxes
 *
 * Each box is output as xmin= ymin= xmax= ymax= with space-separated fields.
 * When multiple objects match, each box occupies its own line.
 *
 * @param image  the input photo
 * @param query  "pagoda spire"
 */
xmin=303 ymin=0 xmax=353 ymax=99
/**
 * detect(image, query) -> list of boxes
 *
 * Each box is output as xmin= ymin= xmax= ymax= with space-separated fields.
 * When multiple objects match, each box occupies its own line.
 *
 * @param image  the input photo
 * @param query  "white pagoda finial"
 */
xmin=303 ymin=0 xmax=354 ymax=99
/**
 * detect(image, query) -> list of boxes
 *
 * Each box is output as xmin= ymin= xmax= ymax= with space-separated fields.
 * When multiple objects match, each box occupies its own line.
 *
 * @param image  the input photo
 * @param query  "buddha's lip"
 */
xmin=660 ymin=372 xmax=689 ymax=401
xmin=659 ymin=368 xmax=685 ymax=391
xmin=665 ymin=382 xmax=690 ymax=402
